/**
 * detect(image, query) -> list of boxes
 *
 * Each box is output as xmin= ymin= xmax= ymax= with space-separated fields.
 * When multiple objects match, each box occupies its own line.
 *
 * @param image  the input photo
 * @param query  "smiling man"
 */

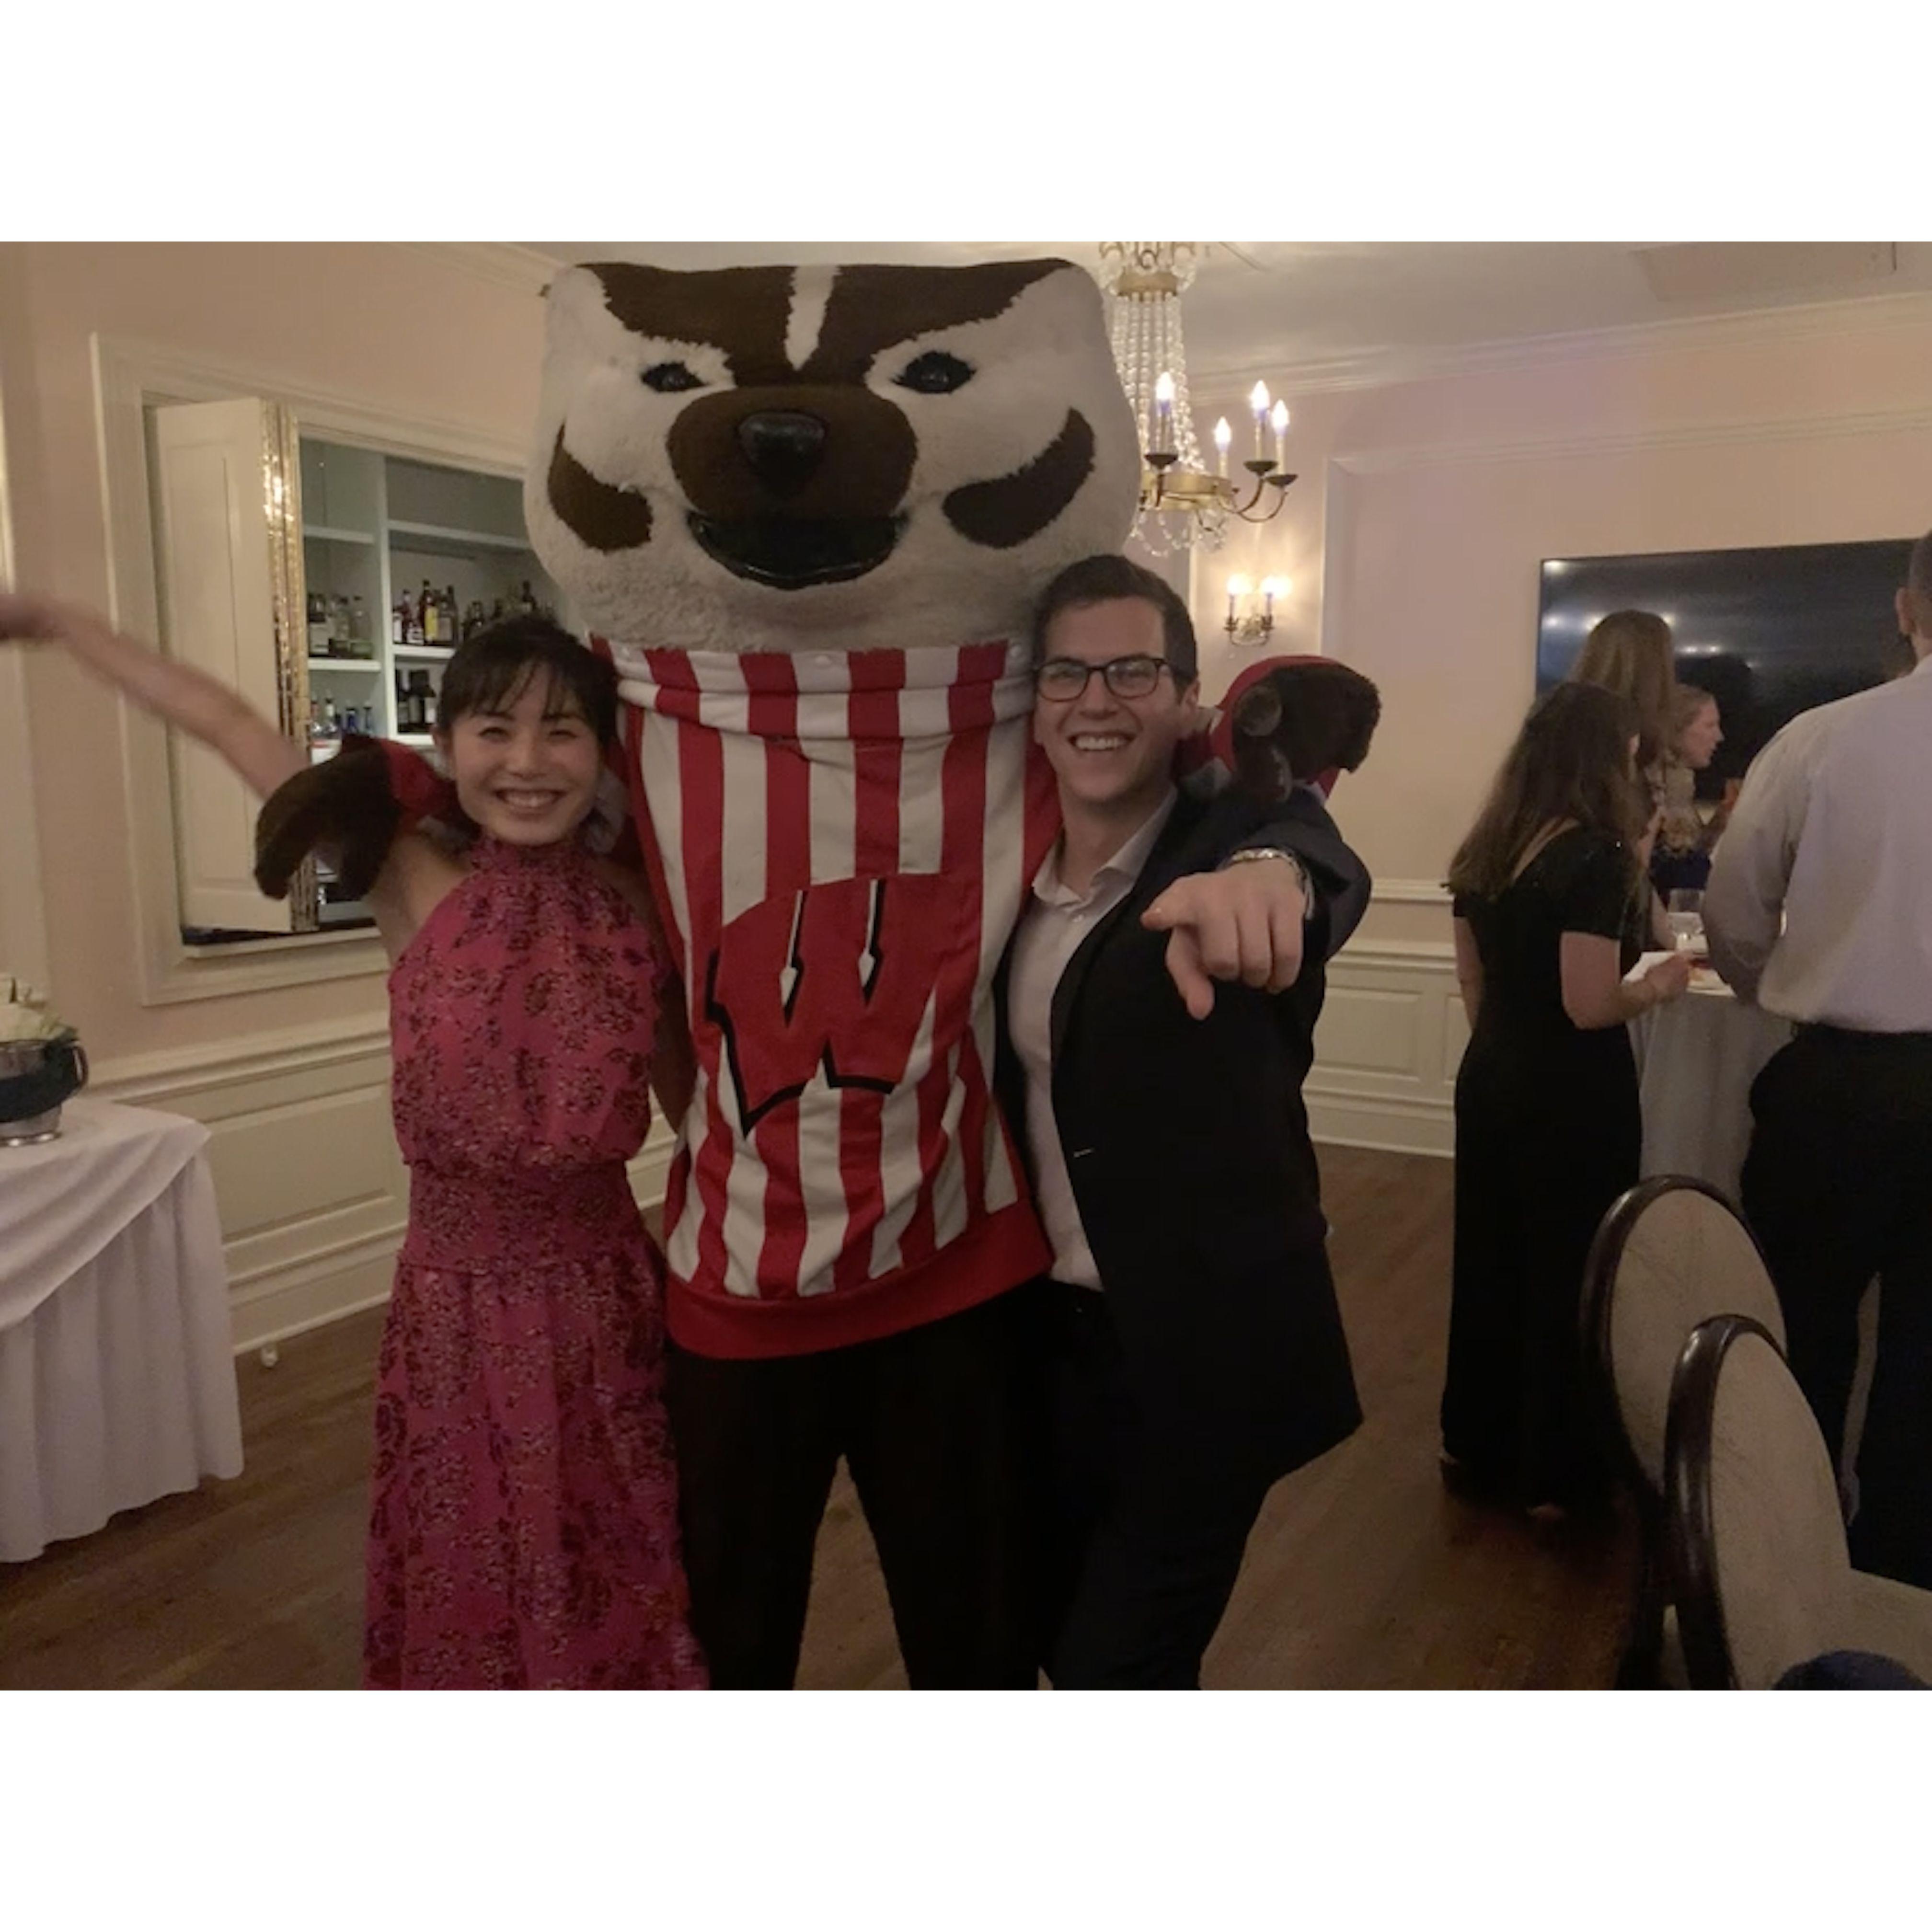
xmin=1002 ymin=553 xmax=1374 ymax=1689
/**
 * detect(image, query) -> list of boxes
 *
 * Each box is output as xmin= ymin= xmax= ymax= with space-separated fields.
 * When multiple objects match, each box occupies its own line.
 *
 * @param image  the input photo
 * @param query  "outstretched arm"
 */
xmin=0 ymin=591 xmax=304 ymax=798
xmin=1142 ymin=851 xmax=1308 ymax=1020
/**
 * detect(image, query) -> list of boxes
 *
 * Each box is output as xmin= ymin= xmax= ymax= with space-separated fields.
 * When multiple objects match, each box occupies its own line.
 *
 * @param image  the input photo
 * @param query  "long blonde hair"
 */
xmin=1569 ymin=610 xmax=1677 ymax=769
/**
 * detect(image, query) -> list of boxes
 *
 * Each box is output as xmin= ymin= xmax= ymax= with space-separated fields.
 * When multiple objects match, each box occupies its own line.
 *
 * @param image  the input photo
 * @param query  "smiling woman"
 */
xmin=430 ymin=618 xmax=616 ymax=846
xmin=0 ymin=586 xmax=706 ymax=1687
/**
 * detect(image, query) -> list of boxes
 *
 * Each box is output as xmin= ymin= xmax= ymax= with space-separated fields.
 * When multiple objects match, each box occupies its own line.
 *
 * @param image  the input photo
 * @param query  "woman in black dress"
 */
xmin=1440 ymin=683 xmax=1691 ymax=1516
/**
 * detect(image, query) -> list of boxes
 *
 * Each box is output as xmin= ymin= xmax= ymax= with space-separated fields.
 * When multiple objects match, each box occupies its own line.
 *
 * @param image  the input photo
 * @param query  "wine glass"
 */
xmin=1667 ymin=888 xmax=1705 ymax=953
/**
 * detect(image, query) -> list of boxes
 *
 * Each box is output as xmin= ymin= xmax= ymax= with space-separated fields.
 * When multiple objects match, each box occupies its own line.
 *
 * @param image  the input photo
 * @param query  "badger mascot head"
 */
xmin=526 ymin=259 xmax=1139 ymax=655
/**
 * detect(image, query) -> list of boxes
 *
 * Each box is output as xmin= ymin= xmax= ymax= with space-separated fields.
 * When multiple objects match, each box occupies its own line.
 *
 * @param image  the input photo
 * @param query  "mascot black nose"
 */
xmin=736 ymin=411 xmax=828 ymax=498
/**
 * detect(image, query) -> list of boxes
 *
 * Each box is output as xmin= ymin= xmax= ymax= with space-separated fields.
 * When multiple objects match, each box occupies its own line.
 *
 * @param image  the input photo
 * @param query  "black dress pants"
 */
xmin=1037 ymin=1281 xmax=1272 ymax=1690
xmin=664 ymin=1285 xmax=1046 ymax=1690
xmin=1741 ymin=1028 xmax=1932 ymax=1589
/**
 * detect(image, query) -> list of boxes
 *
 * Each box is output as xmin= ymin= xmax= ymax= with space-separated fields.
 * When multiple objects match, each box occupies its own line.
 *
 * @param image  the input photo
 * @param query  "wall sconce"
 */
xmin=1224 ymin=574 xmax=1288 ymax=646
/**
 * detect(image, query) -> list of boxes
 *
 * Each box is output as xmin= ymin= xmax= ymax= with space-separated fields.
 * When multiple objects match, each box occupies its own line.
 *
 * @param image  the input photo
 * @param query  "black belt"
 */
xmin=1794 ymin=1023 xmax=1932 ymax=1047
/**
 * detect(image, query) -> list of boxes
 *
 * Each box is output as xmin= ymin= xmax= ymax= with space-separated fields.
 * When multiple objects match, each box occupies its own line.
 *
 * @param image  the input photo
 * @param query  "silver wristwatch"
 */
xmin=1219 ymin=844 xmax=1313 ymax=910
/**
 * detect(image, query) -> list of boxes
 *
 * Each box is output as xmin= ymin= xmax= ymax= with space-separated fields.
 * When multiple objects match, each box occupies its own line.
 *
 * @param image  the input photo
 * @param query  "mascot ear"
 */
xmin=1216 ymin=655 xmax=1383 ymax=803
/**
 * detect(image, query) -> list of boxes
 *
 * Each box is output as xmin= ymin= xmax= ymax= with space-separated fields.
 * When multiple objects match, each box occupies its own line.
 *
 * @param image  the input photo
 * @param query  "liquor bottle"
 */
xmin=417 ymin=580 xmax=436 ymax=645
xmin=349 ymin=595 xmax=369 ymax=653
xmin=520 ymin=579 xmax=538 ymax=615
xmin=321 ymin=694 xmax=340 ymax=738
xmin=444 ymin=586 xmax=460 ymax=645
xmin=307 ymin=592 xmax=329 ymax=657
xmin=308 ymin=696 xmax=325 ymax=743
xmin=391 ymin=596 xmax=406 ymax=647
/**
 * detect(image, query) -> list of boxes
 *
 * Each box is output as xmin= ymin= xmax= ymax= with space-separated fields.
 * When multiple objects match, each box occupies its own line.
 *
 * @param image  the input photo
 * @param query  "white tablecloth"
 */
xmin=0 ymin=1096 xmax=244 ymax=1563
xmin=1629 ymin=985 xmax=1796 ymax=1204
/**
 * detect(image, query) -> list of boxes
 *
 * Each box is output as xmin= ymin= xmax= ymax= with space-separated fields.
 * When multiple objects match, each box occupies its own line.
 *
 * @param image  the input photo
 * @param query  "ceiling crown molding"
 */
xmin=405 ymin=242 xmax=556 ymax=297
xmin=1197 ymin=286 xmax=1932 ymax=399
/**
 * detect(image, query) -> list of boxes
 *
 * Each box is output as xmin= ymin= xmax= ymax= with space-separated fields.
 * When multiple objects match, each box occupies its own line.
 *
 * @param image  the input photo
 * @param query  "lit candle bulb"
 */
xmin=1226 ymin=574 xmax=1250 ymax=627
xmin=1249 ymin=381 xmax=1271 ymax=459
xmin=1270 ymin=399 xmax=1289 ymax=473
xmin=1153 ymin=370 xmax=1175 ymax=453
xmin=1213 ymin=416 xmax=1232 ymax=478
xmin=1261 ymin=575 xmax=1285 ymax=617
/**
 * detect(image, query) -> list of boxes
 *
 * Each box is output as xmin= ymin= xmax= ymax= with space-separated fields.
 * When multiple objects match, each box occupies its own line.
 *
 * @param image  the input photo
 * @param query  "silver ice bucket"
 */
xmin=0 ymin=1034 xmax=89 ymax=1145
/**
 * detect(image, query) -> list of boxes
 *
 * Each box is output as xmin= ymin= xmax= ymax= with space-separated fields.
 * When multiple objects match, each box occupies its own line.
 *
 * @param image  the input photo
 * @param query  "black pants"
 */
xmin=664 ymin=1287 xmax=1045 ymax=1690
xmin=1742 ymin=1027 xmax=1932 ymax=1589
xmin=1038 ymin=1281 xmax=1272 ymax=1690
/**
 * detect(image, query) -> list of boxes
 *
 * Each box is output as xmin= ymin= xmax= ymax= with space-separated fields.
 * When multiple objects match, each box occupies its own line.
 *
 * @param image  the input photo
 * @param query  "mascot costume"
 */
xmin=264 ymin=256 xmax=1374 ymax=1688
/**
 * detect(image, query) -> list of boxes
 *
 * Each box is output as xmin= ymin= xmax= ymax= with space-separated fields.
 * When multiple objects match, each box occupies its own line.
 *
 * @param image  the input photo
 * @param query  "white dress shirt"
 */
xmin=1008 ymin=792 xmax=1178 ymax=1289
xmin=1705 ymin=652 xmax=1932 ymax=1031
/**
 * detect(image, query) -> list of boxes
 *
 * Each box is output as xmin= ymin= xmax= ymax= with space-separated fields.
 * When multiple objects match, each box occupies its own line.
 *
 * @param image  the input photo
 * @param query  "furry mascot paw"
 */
xmin=1212 ymin=655 xmax=1382 ymax=804
xmin=254 ymin=734 xmax=447 ymax=900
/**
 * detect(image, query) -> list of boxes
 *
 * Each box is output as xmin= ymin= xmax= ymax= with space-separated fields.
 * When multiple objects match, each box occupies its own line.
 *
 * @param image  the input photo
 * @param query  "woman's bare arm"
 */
xmin=597 ymin=858 xmax=694 ymax=1130
xmin=0 ymin=591 xmax=304 ymax=797
xmin=1560 ymin=932 xmax=1691 ymax=1030
xmin=1452 ymin=916 xmax=1484 ymax=1031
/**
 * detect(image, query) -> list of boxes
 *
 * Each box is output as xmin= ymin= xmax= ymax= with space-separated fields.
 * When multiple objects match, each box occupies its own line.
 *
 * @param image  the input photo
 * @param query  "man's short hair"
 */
xmin=1030 ymin=554 xmax=1199 ymax=686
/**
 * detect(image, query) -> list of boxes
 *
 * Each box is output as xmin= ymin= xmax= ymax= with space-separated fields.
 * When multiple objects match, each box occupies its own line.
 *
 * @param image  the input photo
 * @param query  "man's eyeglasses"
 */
xmin=1035 ymin=655 xmax=1173 ymax=702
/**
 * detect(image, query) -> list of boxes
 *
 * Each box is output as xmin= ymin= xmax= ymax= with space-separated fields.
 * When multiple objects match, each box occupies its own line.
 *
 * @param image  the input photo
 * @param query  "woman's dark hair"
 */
xmin=1447 ymin=681 xmax=1647 ymax=900
xmin=435 ymin=615 xmax=619 ymax=747
xmin=1030 ymin=553 xmax=1198 ymax=685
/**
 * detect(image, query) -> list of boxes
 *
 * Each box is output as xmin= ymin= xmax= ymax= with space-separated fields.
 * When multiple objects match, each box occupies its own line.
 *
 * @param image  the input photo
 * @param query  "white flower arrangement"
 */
xmin=0 ymin=975 xmax=75 ymax=1046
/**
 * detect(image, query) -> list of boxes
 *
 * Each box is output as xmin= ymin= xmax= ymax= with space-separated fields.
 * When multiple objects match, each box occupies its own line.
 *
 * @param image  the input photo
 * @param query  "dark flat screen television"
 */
xmin=1535 ymin=539 xmax=1915 ymax=799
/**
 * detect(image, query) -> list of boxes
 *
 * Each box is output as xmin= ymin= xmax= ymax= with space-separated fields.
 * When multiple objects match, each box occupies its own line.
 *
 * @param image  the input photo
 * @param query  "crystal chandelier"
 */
xmin=1098 ymin=242 xmax=1297 ymax=556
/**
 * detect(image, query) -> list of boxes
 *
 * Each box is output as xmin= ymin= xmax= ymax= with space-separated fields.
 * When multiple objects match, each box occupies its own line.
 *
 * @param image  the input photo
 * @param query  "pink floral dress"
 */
xmin=364 ymin=834 xmax=706 ymax=1689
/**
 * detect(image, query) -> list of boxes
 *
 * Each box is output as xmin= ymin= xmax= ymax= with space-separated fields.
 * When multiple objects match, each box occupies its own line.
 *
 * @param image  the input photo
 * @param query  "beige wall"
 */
xmin=0 ymin=242 xmax=546 ymax=1067
xmin=1188 ymin=296 xmax=1932 ymax=950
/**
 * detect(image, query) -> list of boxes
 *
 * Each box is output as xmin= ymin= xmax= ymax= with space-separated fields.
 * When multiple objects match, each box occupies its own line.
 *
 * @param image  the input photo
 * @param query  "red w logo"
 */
xmin=705 ymin=873 xmax=974 ymax=1127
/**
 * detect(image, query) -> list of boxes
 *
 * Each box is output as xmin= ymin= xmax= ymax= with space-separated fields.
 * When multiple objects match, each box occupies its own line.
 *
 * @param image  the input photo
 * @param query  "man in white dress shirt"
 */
xmin=1705 ymin=527 xmax=1932 ymax=1587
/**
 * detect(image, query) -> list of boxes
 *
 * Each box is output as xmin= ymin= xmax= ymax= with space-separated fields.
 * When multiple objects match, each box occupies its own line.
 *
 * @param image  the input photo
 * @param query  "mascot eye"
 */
xmin=640 ymin=362 xmax=705 ymax=394
xmin=895 ymin=350 xmax=974 ymax=395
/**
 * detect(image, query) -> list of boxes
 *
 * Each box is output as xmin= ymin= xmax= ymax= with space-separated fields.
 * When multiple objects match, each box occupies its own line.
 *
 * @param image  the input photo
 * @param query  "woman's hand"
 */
xmin=1642 ymin=951 xmax=1693 ymax=1005
xmin=0 ymin=591 xmax=103 ymax=649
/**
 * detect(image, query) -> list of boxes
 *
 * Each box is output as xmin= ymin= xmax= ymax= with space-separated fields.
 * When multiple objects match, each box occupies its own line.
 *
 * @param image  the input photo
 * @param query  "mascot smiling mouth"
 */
xmin=686 ymin=512 xmax=907 ymax=590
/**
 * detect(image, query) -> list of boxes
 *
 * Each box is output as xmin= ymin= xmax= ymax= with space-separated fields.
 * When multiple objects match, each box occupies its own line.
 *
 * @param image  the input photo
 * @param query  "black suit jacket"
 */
xmin=996 ymin=784 xmax=1368 ymax=1491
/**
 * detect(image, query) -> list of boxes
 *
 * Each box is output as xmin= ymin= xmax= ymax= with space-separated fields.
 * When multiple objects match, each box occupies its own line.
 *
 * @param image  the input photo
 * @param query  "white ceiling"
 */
xmin=518 ymin=241 xmax=1932 ymax=384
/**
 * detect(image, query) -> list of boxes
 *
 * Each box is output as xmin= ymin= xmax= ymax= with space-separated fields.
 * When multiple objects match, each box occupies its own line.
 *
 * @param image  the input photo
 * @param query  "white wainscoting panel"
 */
xmin=1307 ymin=938 xmax=1460 ymax=1158
xmin=90 ymin=1024 xmax=676 ymax=1355
xmin=79 ymin=928 xmax=1446 ymax=1357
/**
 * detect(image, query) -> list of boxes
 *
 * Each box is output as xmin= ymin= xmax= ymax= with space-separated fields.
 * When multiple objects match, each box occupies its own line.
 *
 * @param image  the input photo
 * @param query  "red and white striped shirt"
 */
xmin=603 ymin=639 xmax=1060 ymax=1359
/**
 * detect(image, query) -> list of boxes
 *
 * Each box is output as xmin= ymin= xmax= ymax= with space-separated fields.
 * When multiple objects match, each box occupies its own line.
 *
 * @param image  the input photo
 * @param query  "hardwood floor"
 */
xmin=0 ymin=1147 xmax=1635 ymax=1690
